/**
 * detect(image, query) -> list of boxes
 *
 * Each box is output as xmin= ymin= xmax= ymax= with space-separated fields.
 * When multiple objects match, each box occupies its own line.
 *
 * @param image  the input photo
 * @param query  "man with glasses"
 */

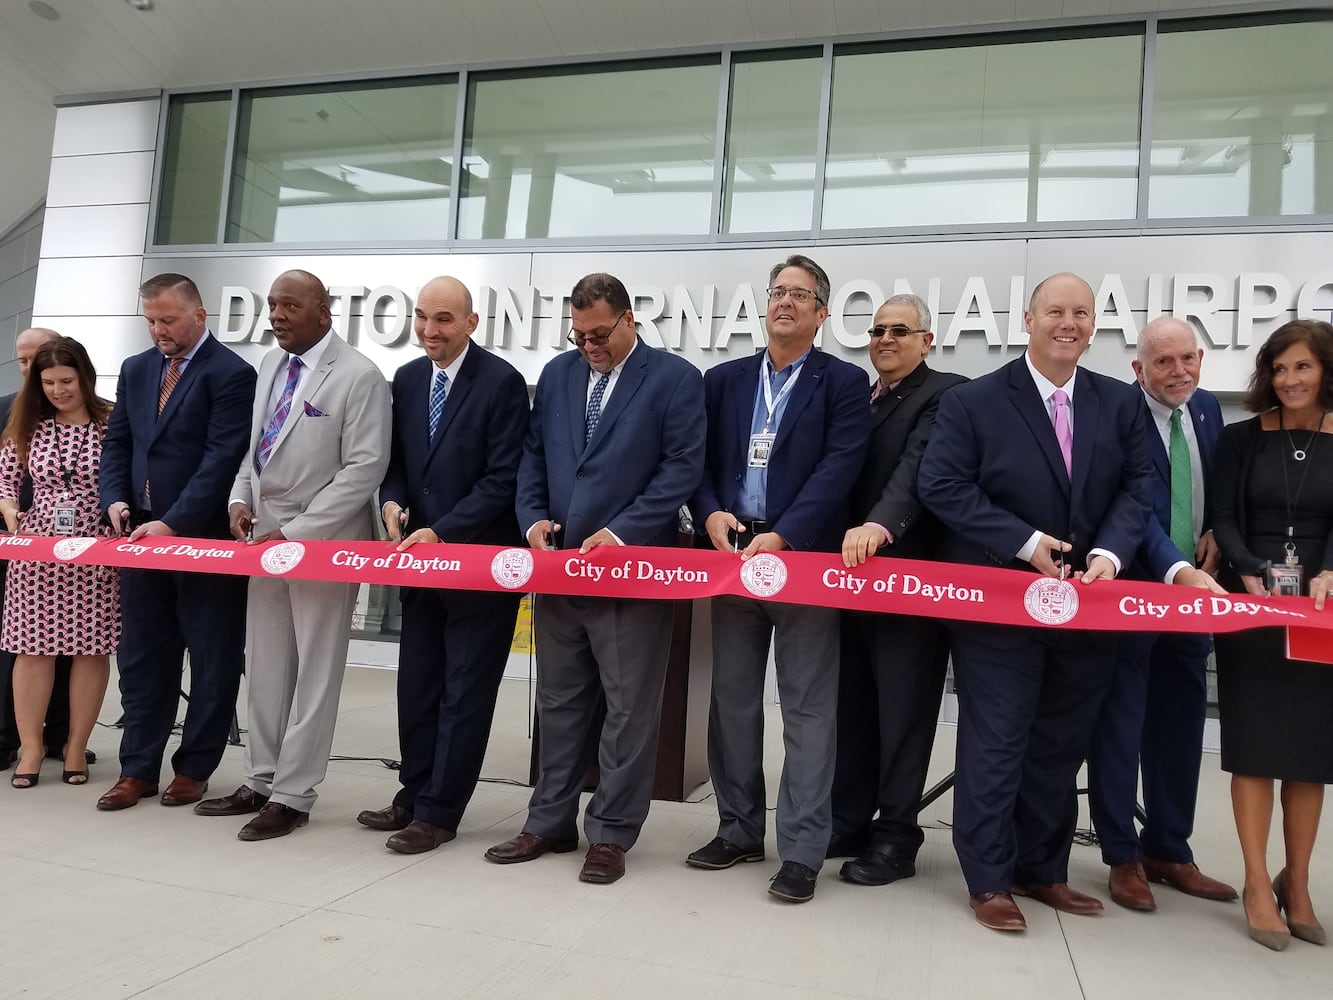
xmin=686 ymin=254 xmax=869 ymax=903
xmin=830 ymin=293 xmax=966 ymax=887
xmin=485 ymin=272 xmax=703 ymax=885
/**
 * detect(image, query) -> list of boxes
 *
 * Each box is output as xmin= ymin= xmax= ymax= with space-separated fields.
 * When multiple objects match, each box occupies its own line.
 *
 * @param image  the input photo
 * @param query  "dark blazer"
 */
xmin=1135 ymin=387 xmax=1223 ymax=582
xmin=99 ymin=333 xmax=256 ymax=539
xmin=691 ymin=348 xmax=870 ymax=553
xmin=517 ymin=337 xmax=704 ymax=548
xmin=381 ymin=347 xmax=529 ymax=611
xmin=851 ymin=362 xmax=968 ymax=561
xmin=918 ymin=357 xmax=1153 ymax=573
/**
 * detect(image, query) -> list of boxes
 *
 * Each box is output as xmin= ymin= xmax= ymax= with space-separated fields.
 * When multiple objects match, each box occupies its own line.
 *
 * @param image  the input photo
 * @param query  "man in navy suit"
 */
xmin=686 ymin=254 xmax=870 ymax=904
xmin=832 ymin=294 xmax=967 ymax=886
xmin=96 ymin=273 xmax=257 ymax=811
xmin=918 ymin=272 xmax=1154 ymax=932
xmin=1088 ymin=316 xmax=1238 ymax=911
xmin=356 ymin=275 xmax=529 ymax=854
xmin=485 ymin=272 xmax=704 ymax=885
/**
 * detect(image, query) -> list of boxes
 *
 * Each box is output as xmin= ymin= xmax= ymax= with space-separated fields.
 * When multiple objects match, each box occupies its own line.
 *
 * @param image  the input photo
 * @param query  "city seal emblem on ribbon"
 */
xmin=260 ymin=541 xmax=306 ymax=575
xmin=739 ymin=552 xmax=788 ymax=598
xmin=491 ymin=548 xmax=534 ymax=590
xmin=1023 ymin=576 xmax=1080 ymax=626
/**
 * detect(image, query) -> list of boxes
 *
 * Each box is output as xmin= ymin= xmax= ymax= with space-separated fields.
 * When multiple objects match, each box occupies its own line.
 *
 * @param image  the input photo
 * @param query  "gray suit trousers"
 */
xmin=525 ymin=594 xmax=674 ymax=850
xmin=708 ymin=595 xmax=840 ymax=871
xmin=242 ymin=575 xmax=359 ymax=812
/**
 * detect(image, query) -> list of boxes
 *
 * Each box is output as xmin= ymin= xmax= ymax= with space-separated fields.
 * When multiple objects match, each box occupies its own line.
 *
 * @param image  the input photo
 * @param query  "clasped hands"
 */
xmin=228 ymin=502 xmax=285 ymax=545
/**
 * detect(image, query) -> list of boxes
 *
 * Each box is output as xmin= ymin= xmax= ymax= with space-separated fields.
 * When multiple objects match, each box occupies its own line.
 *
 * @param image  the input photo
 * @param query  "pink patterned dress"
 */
xmin=0 ymin=418 xmax=121 ymax=654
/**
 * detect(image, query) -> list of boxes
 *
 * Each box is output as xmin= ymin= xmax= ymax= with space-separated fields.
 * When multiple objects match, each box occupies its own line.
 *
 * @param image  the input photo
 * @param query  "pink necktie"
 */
xmin=1052 ymin=388 xmax=1072 ymax=478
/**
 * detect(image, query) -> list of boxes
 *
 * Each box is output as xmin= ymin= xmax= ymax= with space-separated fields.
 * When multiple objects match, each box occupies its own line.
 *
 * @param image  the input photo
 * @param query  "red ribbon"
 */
xmin=6 ymin=535 xmax=1332 ymax=662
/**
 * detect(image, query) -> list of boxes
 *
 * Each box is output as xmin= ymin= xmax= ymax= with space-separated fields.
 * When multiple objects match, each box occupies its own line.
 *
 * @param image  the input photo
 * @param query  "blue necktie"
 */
xmin=428 ymin=369 xmax=449 ymax=440
xmin=585 ymin=371 xmax=610 ymax=444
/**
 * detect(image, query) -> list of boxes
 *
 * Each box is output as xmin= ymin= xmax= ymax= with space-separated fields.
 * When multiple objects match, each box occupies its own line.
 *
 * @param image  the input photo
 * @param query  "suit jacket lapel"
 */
xmin=270 ymin=336 xmax=336 ymax=463
xmin=733 ymin=353 xmax=761 ymax=448
xmin=152 ymin=334 xmax=215 ymax=443
xmin=873 ymin=362 xmax=928 ymax=430
xmin=567 ymin=355 xmax=589 ymax=460
xmin=772 ymin=350 xmax=824 ymax=455
xmin=1069 ymin=370 xmax=1099 ymax=507
xmin=426 ymin=350 xmax=477 ymax=467
xmin=136 ymin=353 xmax=162 ymax=443
xmin=1007 ymin=360 xmax=1070 ymax=497
xmin=582 ymin=339 xmax=648 ymax=460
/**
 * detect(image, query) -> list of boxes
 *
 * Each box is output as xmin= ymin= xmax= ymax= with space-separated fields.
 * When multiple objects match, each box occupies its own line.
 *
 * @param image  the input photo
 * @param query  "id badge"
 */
xmin=746 ymin=432 xmax=775 ymax=469
xmin=1268 ymin=561 xmax=1304 ymax=597
xmin=54 ymin=507 xmax=77 ymax=536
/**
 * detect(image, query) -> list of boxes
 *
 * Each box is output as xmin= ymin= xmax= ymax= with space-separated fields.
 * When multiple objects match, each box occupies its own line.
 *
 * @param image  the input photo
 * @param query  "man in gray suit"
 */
xmin=195 ymin=269 xmax=390 ymax=841
xmin=484 ymin=272 xmax=704 ymax=884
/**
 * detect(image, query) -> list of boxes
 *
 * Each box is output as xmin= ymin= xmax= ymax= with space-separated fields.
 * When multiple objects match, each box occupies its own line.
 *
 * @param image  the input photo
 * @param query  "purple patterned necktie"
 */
xmin=255 ymin=355 xmax=302 ymax=471
xmin=1051 ymin=388 xmax=1073 ymax=478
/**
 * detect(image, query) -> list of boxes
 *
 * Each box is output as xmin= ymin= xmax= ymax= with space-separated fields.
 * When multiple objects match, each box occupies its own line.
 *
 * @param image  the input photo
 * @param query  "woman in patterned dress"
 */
xmin=0 ymin=337 xmax=119 ymax=788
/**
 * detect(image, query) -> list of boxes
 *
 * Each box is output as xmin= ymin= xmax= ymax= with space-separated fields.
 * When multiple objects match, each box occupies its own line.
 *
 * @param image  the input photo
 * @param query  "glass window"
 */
xmin=823 ymin=32 xmax=1143 ymax=230
xmin=225 ymin=77 xmax=457 ymax=244
xmin=155 ymin=93 xmax=231 ymax=245
xmin=1150 ymin=16 xmax=1333 ymax=219
xmin=723 ymin=49 xmax=822 ymax=234
xmin=458 ymin=58 xmax=720 ymax=240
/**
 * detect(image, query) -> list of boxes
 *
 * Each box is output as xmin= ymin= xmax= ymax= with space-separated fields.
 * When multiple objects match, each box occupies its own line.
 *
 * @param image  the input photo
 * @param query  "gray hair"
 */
xmin=768 ymin=254 xmax=830 ymax=307
xmin=1136 ymin=315 xmax=1198 ymax=365
xmin=880 ymin=293 xmax=932 ymax=332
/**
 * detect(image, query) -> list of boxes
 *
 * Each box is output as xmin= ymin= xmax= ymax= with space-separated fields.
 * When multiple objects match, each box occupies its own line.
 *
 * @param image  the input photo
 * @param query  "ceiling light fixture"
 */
xmin=124 ymin=0 xmax=154 ymax=10
xmin=28 ymin=1 xmax=61 ymax=21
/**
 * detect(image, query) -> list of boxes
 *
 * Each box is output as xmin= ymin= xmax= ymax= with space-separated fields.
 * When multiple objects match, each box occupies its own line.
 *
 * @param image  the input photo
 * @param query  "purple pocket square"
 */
xmin=303 ymin=401 xmax=328 ymax=417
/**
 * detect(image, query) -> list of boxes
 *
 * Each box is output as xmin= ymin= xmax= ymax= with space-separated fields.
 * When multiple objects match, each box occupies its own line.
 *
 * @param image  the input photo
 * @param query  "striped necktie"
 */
xmin=255 ymin=356 xmax=302 ymax=471
xmin=585 ymin=371 xmax=610 ymax=444
xmin=428 ymin=369 xmax=449 ymax=440
xmin=158 ymin=358 xmax=182 ymax=415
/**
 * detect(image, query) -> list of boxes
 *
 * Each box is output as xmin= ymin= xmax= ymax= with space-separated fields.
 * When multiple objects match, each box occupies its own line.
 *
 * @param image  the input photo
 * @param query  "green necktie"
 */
xmin=1169 ymin=409 xmax=1194 ymax=560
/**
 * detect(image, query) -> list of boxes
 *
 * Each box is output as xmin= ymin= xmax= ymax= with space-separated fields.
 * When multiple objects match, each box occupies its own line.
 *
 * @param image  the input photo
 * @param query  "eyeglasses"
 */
xmin=567 ymin=313 xmax=625 ymax=348
xmin=868 ymin=325 xmax=928 ymax=339
xmin=766 ymin=286 xmax=822 ymax=305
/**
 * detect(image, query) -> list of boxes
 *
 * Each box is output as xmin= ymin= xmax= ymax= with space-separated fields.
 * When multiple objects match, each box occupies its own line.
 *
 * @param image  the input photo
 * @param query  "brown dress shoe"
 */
xmin=970 ymin=892 xmax=1026 ymax=931
xmin=484 ymin=831 xmax=579 ymax=864
xmin=160 ymin=776 xmax=208 ymax=807
xmin=238 ymin=802 xmax=309 ymax=841
xmin=1109 ymin=861 xmax=1156 ymax=912
xmin=1013 ymin=882 xmax=1104 ymax=915
xmin=194 ymin=785 xmax=269 ymax=817
xmin=357 ymin=804 xmax=412 ymax=831
xmin=1141 ymin=858 xmax=1238 ymax=901
xmin=96 ymin=777 xmax=160 ymax=812
xmin=579 ymin=843 xmax=626 ymax=884
xmin=386 ymin=820 xmax=457 ymax=854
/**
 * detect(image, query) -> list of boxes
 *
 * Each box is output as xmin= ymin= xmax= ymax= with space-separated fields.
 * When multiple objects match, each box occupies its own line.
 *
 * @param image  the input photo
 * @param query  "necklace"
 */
xmin=1279 ymin=408 xmax=1326 ymax=461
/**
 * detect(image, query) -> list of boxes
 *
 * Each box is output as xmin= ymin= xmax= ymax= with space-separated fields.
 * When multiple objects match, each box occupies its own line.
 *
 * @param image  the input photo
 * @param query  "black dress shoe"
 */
xmin=357 ymin=804 xmax=411 ymax=831
xmin=386 ymin=820 xmax=456 ymax=854
xmin=840 ymin=845 xmax=917 ymax=886
xmin=769 ymin=861 xmax=818 ymax=903
xmin=238 ymin=802 xmax=309 ymax=841
xmin=194 ymin=785 xmax=269 ymax=817
xmin=686 ymin=836 xmax=766 ymax=870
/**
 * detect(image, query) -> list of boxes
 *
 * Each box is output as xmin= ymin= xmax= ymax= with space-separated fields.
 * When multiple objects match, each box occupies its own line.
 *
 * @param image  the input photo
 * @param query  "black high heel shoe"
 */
xmin=62 ymin=770 xmax=88 ymax=785
xmin=10 ymin=771 xmax=39 ymax=789
xmin=1274 ymin=869 xmax=1326 ymax=946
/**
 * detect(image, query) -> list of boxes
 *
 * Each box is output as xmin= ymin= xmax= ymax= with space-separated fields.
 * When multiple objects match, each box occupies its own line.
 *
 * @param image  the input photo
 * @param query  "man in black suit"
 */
xmin=96 ymin=273 xmax=257 ymax=812
xmin=831 ymin=294 xmax=966 ymax=886
xmin=0 ymin=327 xmax=74 ymax=769
xmin=485 ymin=272 xmax=704 ymax=885
xmin=918 ymin=272 xmax=1154 ymax=932
xmin=356 ymin=275 xmax=529 ymax=854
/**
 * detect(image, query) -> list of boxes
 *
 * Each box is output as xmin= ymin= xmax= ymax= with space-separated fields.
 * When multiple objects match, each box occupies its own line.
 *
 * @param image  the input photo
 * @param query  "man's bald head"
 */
xmin=16 ymin=327 xmax=59 ymax=378
xmin=1028 ymin=272 xmax=1094 ymax=313
xmin=267 ymin=270 xmax=332 ymax=356
xmin=415 ymin=275 xmax=478 ymax=369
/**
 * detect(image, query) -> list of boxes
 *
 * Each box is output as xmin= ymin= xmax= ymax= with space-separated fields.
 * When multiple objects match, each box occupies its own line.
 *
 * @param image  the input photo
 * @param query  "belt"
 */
xmin=737 ymin=519 xmax=769 ymax=535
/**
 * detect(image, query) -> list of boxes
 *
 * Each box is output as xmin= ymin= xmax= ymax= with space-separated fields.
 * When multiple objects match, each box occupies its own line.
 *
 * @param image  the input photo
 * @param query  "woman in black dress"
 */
xmin=1212 ymin=319 xmax=1333 ymax=951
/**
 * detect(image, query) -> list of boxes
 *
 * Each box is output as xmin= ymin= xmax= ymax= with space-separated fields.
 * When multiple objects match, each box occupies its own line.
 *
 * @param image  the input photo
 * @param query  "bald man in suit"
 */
xmin=195 ymin=269 xmax=390 ymax=841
